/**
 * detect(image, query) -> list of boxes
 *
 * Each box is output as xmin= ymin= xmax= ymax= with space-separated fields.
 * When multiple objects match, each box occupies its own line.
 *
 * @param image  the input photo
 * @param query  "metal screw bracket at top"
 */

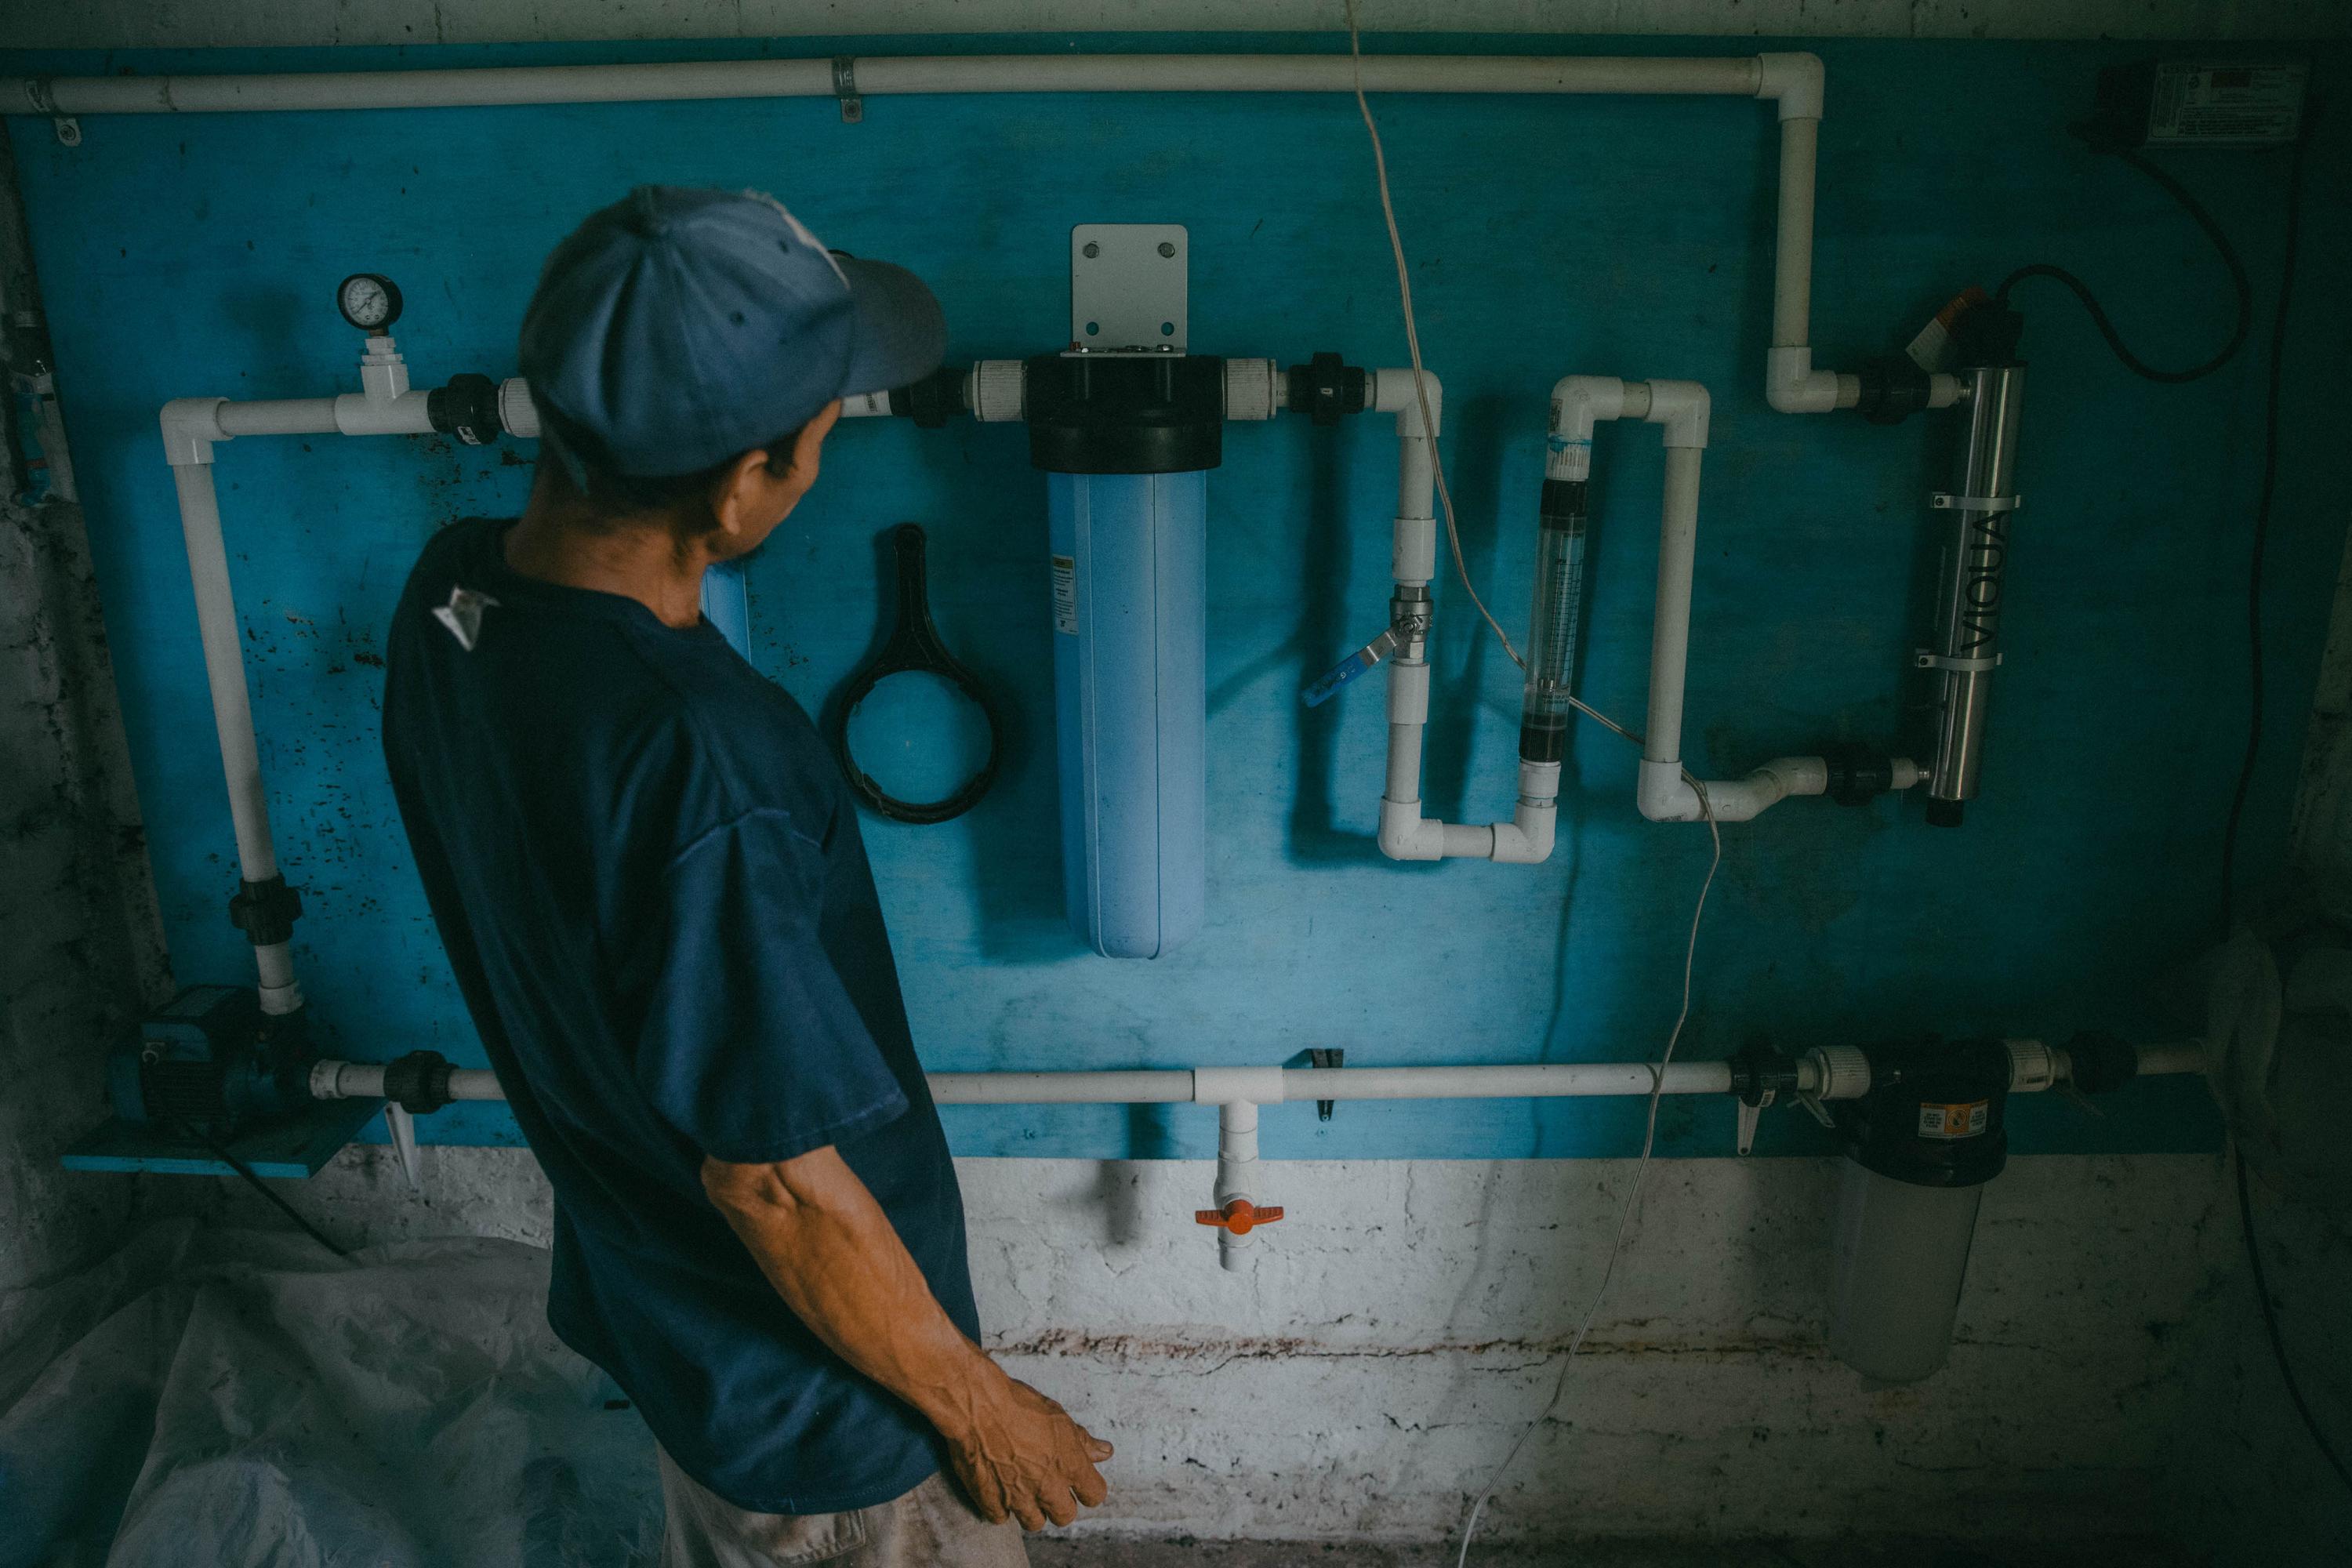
xmin=1069 ymin=223 xmax=1188 ymax=353
xmin=26 ymin=79 xmax=79 ymax=145
xmin=831 ymin=56 xmax=863 ymax=123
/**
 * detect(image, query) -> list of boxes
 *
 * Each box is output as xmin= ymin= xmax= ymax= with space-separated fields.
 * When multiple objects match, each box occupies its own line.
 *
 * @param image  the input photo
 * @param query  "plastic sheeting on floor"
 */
xmin=0 ymin=1221 xmax=659 ymax=1568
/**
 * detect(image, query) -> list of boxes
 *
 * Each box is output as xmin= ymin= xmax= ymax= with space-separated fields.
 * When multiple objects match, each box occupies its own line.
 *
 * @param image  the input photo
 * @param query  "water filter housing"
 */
xmin=1827 ymin=1039 xmax=2012 ymax=1381
xmin=1049 ymin=471 xmax=1207 ymax=956
xmin=1026 ymin=351 xmax=1225 ymax=959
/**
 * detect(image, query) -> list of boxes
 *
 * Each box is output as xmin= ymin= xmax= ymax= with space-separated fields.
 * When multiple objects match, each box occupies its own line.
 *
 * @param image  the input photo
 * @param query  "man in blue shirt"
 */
xmin=383 ymin=187 xmax=1109 ymax=1566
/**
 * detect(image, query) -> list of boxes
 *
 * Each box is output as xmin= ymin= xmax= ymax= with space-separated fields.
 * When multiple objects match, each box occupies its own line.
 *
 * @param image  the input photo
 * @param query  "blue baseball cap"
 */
xmin=520 ymin=187 xmax=946 ymax=480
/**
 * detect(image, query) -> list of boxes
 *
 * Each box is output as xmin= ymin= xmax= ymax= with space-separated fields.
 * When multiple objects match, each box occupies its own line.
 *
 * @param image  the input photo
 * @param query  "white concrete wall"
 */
xmin=159 ymin=1142 xmax=2250 ymax=1546
xmin=7 ymin=0 xmax=2347 ymax=50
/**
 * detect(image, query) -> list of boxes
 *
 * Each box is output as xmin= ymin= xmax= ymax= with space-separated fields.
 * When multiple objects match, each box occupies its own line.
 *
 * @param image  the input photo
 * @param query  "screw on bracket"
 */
xmin=27 ymin=79 xmax=79 ymax=146
xmin=1308 ymin=1047 xmax=1345 ymax=1121
xmin=831 ymin=56 xmax=863 ymax=124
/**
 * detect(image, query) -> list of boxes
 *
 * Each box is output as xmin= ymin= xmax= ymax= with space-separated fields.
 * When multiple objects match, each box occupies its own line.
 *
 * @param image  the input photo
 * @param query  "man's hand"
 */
xmin=935 ymin=1367 xmax=1112 ymax=1529
xmin=702 ymin=1149 xmax=1113 ymax=1530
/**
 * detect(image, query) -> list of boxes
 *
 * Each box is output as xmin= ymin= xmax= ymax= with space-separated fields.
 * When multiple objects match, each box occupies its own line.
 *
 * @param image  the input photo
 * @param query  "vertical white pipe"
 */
xmin=1772 ymin=117 xmax=1819 ymax=352
xmin=1215 ymin=1100 xmax=1259 ymax=1273
xmin=171 ymin=461 xmax=303 ymax=1014
xmin=1644 ymin=446 xmax=1705 ymax=769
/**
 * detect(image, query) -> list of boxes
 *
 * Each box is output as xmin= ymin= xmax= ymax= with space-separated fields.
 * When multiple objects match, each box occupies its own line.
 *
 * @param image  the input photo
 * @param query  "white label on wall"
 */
xmin=1051 ymin=554 xmax=1078 ymax=635
xmin=2147 ymin=63 xmax=2306 ymax=147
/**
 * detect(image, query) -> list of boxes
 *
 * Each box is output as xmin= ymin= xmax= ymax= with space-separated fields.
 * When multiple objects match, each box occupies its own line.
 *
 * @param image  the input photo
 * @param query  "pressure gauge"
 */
xmin=336 ymin=273 xmax=403 ymax=333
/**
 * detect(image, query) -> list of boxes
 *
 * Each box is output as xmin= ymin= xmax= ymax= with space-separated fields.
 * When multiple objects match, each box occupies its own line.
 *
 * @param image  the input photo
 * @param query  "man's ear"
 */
xmin=706 ymin=401 xmax=843 ymax=548
xmin=708 ymin=448 xmax=781 ymax=550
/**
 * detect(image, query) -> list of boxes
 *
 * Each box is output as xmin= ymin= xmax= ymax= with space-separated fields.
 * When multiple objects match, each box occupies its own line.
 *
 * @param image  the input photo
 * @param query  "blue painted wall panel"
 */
xmin=9 ymin=34 xmax=2345 ymax=1160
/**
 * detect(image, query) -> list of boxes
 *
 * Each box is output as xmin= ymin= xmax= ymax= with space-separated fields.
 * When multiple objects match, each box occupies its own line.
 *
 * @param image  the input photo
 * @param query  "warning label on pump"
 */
xmin=1051 ymin=555 xmax=1078 ymax=635
xmin=1917 ymin=1100 xmax=1991 ymax=1141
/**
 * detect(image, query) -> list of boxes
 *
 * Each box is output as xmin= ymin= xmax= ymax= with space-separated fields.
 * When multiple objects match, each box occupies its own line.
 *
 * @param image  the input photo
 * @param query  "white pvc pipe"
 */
xmin=28 ymin=54 xmax=1769 ymax=117
xmin=307 ymin=1050 xmax=2204 ymax=1109
xmin=1551 ymin=377 xmax=1916 ymax=826
xmin=168 ymin=460 xmax=303 ymax=1016
xmin=31 ymin=51 xmax=1851 ymax=419
xmin=1367 ymin=370 xmax=1560 ymax=866
xmin=1214 ymin=1100 xmax=1258 ymax=1272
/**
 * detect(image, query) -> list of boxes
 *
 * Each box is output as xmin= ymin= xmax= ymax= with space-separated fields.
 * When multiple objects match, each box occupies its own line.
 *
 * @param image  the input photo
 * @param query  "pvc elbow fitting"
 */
xmin=1765 ymin=347 xmax=1841 ymax=415
xmin=1641 ymin=380 xmax=1711 ymax=449
xmin=1372 ymin=367 xmax=1443 ymax=435
xmin=159 ymin=397 xmax=227 ymax=466
xmin=1546 ymin=376 xmax=1625 ymax=481
xmin=1377 ymin=799 xmax=1446 ymax=862
xmin=1755 ymin=52 xmax=1825 ymax=122
xmin=1489 ymin=807 xmax=1556 ymax=865
xmin=1637 ymin=759 xmax=1703 ymax=822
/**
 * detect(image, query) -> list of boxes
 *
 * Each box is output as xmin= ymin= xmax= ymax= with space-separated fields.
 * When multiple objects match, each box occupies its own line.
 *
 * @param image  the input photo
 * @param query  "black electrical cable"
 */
xmin=2205 ymin=111 xmax=2352 ymax=1501
xmin=2220 ymin=122 xmax=2313 ymax=938
xmin=2234 ymin=1149 xmax=2352 ymax=1494
xmin=1996 ymin=147 xmax=2252 ymax=383
xmin=193 ymin=1125 xmax=351 ymax=1260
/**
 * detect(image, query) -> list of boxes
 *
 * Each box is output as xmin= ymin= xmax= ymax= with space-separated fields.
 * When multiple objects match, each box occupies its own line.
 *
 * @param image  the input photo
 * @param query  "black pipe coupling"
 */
xmin=379 ymin=1049 xmax=457 ymax=1114
xmin=1823 ymin=745 xmax=1907 ymax=807
xmin=426 ymin=373 xmax=505 ymax=446
xmin=1853 ymin=357 xmax=1933 ymax=426
xmin=227 ymin=874 xmax=303 ymax=947
xmin=889 ymin=365 xmax=970 ymax=429
xmin=1728 ymin=1040 xmax=1802 ymax=1107
xmin=2061 ymin=1030 xmax=2140 ymax=1095
xmin=1285 ymin=352 xmax=1369 ymax=426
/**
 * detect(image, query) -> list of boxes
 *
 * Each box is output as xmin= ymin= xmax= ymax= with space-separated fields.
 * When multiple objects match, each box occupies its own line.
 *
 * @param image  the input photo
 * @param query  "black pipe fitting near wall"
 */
xmin=1853 ymin=356 xmax=1933 ymax=425
xmin=1024 ymin=354 xmax=1226 ymax=474
xmin=227 ymin=874 xmax=303 ymax=948
xmin=889 ymin=365 xmax=969 ymax=429
xmin=426 ymin=373 xmax=504 ymax=446
xmin=379 ymin=1049 xmax=457 ymax=1115
xmin=1837 ymin=1038 xmax=2012 ymax=1188
xmin=1285 ymin=352 xmax=1368 ymax=426
xmin=2062 ymin=1030 xmax=2141 ymax=1095
xmin=1823 ymin=745 xmax=1907 ymax=806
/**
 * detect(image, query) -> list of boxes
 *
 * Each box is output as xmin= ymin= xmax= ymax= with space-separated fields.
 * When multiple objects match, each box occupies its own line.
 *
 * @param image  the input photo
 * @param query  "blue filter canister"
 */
xmin=1025 ymin=350 xmax=1226 ymax=959
xmin=1049 ymin=470 xmax=1207 ymax=958
xmin=701 ymin=557 xmax=751 ymax=656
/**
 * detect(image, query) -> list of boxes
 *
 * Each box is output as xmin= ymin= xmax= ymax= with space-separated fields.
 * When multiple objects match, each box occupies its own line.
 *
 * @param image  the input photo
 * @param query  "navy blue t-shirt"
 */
xmin=381 ymin=517 xmax=977 ymax=1514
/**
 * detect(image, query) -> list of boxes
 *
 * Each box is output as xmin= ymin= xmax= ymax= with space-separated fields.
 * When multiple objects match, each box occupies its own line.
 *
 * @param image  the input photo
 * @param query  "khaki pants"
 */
xmin=657 ymin=1449 xmax=1030 ymax=1568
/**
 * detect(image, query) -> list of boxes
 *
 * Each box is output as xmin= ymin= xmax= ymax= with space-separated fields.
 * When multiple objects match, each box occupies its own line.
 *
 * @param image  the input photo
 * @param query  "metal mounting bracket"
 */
xmin=1069 ymin=223 xmax=1188 ymax=354
xmin=1914 ymin=648 xmax=2003 ymax=673
xmin=26 ymin=79 xmax=80 ymax=146
xmin=1931 ymin=491 xmax=2022 ymax=513
xmin=831 ymin=56 xmax=863 ymax=124
xmin=1735 ymin=1088 xmax=1774 ymax=1156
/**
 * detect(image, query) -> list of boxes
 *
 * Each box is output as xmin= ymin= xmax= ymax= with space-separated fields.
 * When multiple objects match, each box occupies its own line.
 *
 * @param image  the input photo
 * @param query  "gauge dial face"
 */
xmin=336 ymin=273 xmax=401 ymax=332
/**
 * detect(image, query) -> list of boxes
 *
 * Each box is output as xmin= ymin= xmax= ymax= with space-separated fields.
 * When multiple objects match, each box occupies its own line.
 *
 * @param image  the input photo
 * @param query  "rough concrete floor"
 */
xmin=1029 ymin=1541 xmax=2200 ymax=1567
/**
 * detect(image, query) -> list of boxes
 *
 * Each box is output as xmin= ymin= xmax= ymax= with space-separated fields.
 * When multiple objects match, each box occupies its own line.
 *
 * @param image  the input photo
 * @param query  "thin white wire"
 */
xmin=1334 ymin=6 xmax=1730 ymax=1559
xmin=1341 ymin=1 xmax=1639 ymax=756
xmin=1451 ymin=780 xmax=1719 ymax=1566
xmin=1342 ymin=2 xmax=1522 ymax=670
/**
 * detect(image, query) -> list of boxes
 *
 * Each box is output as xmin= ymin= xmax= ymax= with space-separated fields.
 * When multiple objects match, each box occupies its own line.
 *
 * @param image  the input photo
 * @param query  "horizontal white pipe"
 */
xmin=69 ymin=51 xmax=1848 ymax=419
xmin=934 ymin=1070 xmax=1196 ymax=1105
xmin=307 ymin=1049 xmax=2204 ymax=1110
xmin=29 ymin=54 xmax=1774 ymax=117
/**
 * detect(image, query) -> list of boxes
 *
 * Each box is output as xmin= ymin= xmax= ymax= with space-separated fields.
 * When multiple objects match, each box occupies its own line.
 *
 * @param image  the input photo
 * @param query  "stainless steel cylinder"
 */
xmin=1925 ymin=364 xmax=2026 ymax=822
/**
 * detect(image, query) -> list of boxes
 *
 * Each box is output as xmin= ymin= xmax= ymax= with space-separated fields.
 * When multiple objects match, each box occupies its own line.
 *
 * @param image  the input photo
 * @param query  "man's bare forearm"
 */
xmin=701 ymin=1146 xmax=1112 ymax=1528
xmin=702 ymin=1146 xmax=996 ymax=1436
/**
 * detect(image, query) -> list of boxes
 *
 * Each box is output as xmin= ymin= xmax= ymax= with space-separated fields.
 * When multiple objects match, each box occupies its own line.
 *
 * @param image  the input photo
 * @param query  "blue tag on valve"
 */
xmin=1301 ymin=627 xmax=1399 ymax=707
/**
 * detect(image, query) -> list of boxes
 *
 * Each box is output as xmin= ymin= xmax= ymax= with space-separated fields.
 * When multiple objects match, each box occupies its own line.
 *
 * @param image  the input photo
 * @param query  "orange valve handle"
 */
xmin=1193 ymin=1198 xmax=1285 ymax=1235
